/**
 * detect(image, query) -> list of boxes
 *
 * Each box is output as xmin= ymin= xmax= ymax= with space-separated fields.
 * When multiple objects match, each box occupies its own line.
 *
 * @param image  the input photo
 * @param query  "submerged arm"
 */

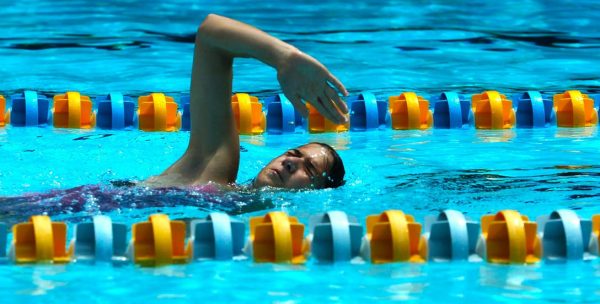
xmin=155 ymin=14 xmax=349 ymax=186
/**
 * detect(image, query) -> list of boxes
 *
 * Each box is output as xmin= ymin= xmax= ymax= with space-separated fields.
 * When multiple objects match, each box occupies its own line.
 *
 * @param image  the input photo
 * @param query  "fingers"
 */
xmin=316 ymin=94 xmax=342 ymax=124
xmin=310 ymin=93 xmax=345 ymax=125
xmin=286 ymin=93 xmax=309 ymax=118
xmin=326 ymin=73 xmax=349 ymax=96
xmin=325 ymin=85 xmax=348 ymax=114
xmin=286 ymin=91 xmax=342 ymax=124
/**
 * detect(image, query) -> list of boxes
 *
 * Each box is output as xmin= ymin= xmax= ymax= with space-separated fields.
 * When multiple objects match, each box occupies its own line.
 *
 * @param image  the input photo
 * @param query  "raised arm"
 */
xmin=153 ymin=14 xmax=348 ymax=186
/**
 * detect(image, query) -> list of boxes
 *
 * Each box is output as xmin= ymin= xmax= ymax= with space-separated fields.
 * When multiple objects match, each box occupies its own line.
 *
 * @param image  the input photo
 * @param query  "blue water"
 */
xmin=1 ymin=0 xmax=600 ymax=302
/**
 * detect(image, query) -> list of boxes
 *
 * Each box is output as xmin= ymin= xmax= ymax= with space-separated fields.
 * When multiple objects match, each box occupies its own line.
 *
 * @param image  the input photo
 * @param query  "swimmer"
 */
xmin=147 ymin=14 xmax=348 ymax=190
xmin=0 ymin=14 xmax=348 ymax=223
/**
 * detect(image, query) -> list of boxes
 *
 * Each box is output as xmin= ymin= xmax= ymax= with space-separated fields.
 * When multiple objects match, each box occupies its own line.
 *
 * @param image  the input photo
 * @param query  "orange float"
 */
xmin=231 ymin=93 xmax=265 ymax=135
xmin=131 ymin=214 xmax=188 ymax=266
xmin=365 ymin=210 xmax=424 ymax=263
xmin=138 ymin=93 xmax=181 ymax=131
xmin=388 ymin=92 xmax=432 ymax=130
xmin=553 ymin=90 xmax=598 ymax=127
xmin=471 ymin=91 xmax=515 ymax=129
xmin=249 ymin=211 xmax=307 ymax=264
xmin=53 ymin=91 xmax=95 ymax=129
xmin=479 ymin=210 xmax=540 ymax=264
xmin=11 ymin=216 xmax=70 ymax=264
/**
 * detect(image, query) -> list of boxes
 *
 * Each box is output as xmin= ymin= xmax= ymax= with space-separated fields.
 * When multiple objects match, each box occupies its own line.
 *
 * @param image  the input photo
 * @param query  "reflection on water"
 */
xmin=2 ymin=260 xmax=599 ymax=302
xmin=555 ymin=127 xmax=597 ymax=138
xmin=475 ymin=129 xmax=516 ymax=143
xmin=239 ymin=135 xmax=266 ymax=147
xmin=31 ymin=266 xmax=68 ymax=296
xmin=479 ymin=264 xmax=542 ymax=296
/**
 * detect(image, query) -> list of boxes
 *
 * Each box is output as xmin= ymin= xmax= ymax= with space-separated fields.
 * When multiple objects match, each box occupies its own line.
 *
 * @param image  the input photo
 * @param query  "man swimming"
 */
xmin=147 ymin=14 xmax=349 ymax=189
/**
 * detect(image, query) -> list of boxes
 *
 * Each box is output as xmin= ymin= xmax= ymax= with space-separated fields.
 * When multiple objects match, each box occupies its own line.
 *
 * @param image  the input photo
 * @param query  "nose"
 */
xmin=282 ymin=157 xmax=300 ymax=174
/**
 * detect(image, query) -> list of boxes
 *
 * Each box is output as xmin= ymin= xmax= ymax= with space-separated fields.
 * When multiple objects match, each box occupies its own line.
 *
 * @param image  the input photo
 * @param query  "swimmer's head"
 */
xmin=253 ymin=142 xmax=345 ymax=189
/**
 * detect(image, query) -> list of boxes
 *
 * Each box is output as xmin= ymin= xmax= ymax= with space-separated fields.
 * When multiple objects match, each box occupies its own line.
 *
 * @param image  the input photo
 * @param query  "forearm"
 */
xmin=197 ymin=14 xmax=297 ymax=69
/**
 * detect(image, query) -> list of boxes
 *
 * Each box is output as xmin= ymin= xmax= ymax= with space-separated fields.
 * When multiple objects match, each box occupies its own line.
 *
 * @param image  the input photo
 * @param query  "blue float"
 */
xmin=10 ymin=90 xmax=51 ymax=126
xmin=431 ymin=92 xmax=471 ymax=129
xmin=180 ymin=95 xmax=192 ymax=131
xmin=515 ymin=91 xmax=554 ymax=128
xmin=422 ymin=210 xmax=480 ymax=261
xmin=71 ymin=215 xmax=128 ymax=263
xmin=95 ymin=93 xmax=136 ymax=129
xmin=309 ymin=211 xmax=363 ymax=262
xmin=188 ymin=212 xmax=245 ymax=260
xmin=0 ymin=222 xmax=6 ymax=263
xmin=537 ymin=209 xmax=593 ymax=262
xmin=264 ymin=94 xmax=303 ymax=134
xmin=347 ymin=92 xmax=387 ymax=131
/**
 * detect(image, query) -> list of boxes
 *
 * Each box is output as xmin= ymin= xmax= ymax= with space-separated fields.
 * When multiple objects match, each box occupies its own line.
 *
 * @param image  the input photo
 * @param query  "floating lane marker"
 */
xmin=1 ymin=210 xmax=600 ymax=266
xmin=537 ymin=209 xmax=593 ymax=262
xmin=478 ymin=210 xmax=541 ymax=264
xmin=96 ymin=93 xmax=136 ymax=130
xmin=388 ymin=92 xmax=432 ymax=130
xmin=2 ymin=90 xmax=600 ymax=132
xmin=53 ymin=91 xmax=95 ymax=129
xmin=249 ymin=211 xmax=307 ymax=264
xmin=188 ymin=212 xmax=245 ymax=261
xmin=264 ymin=94 xmax=302 ymax=134
xmin=306 ymin=102 xmax=349 ymax=133
xmin=553 ymin=90 xmax=598 ymax=127
xmin=421 ymin=210 xmax=481 ymax=262
xmin=138 ymin=93 xmax=180 ymax=131
xmin=471 ymin=91 xmax=515 ymax=129
xmin=0 ymin=95 xmax=7 ymax=127
xmin=348 ymin=92 xmax=387 ymax=131
xmin=589 ymin=215 xmax=600 ymax=256
xmin=180 ymin=95 xmax=191 ymax=131
xmin=11 ymin=215 xmax=70 ymax=264
xmin=363 ymin=210 xmax=424 ymax=263
xmin=232 ymin=93 xmax=265 ymax=135
xmin=10 ymin=91 xmax=51 ymax=127
xmin=70 ymin=215 xmax=128 ymax=263
xmin=131 ymin=214 xmax=188 ymax=266
xmin=308 ymin=211 xmax=363 ymax=262
xmin=515 ymin=91 xmax=554 ymax=128
xmin=0 ymin=222 xmax=7 ymax=263
xmin=432 ymin=92 xmax=472 ymax=129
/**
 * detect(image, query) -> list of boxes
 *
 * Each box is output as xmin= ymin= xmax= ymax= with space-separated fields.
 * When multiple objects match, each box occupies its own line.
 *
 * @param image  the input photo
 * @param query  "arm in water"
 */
xmin=148 ymin=14 xmax=349 ymax=187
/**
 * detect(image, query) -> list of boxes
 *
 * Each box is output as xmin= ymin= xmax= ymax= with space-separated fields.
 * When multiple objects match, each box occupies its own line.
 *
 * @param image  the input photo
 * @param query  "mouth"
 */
xmin=270 ymin=168 xmax=283 ymax=184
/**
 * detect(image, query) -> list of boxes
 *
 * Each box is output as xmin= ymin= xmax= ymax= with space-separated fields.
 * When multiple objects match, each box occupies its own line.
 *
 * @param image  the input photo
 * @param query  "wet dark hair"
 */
xmin=311 ymin=142 xmax=345 ymax=189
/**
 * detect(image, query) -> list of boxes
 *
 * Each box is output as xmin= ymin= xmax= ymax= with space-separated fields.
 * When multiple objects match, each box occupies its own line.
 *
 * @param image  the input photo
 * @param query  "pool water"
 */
xmin=1 ymin=0 xmax=600 ymax=302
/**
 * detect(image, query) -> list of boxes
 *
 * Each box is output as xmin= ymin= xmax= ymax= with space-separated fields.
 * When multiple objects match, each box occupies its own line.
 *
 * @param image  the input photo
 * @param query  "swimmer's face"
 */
xmin=253 ymin=143 xmax=334 ymax=189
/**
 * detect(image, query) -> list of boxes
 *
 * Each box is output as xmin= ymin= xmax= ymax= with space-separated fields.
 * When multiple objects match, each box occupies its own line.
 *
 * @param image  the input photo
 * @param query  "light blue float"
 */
xmin=309 ymin=211 xmax=363 ymax=262
xmin=96 ymin=93 xmax=136 ymax=129
xmin=71 ymin=215 xmax=128 ymax=263
xmin=537 ymin=209 xmax=593 ymax=261
xmin=0 ymin=222 xmax=6 ymax=263
xmin=431 ymin=92 xmax=472 ymax=129
xmin=264 ymin=94 xmax=303 ymax=134
xmin=180 ymin=95 xmax=192 ymax=131
xmin=348 ymin=92 xmax=387 ymax=131
xmin=514 ymin=91 xmax=554 ymax=128
xmin=188 ymin=212 xmax=245 ymax=260
xmin=10 ymin=90 xmax=51 ymax=127
xmin=423 ymin=210 xmax=480 ymax=261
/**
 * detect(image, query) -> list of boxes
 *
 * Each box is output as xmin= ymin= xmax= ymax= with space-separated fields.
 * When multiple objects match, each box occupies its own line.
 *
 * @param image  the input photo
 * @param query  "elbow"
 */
xmin=197 ymin=14 xmax=220 ymax=40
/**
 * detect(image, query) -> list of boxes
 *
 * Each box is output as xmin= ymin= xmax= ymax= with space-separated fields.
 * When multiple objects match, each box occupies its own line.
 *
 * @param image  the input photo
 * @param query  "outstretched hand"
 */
xmin=277 ymin=50 xmax=349 ymax=124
